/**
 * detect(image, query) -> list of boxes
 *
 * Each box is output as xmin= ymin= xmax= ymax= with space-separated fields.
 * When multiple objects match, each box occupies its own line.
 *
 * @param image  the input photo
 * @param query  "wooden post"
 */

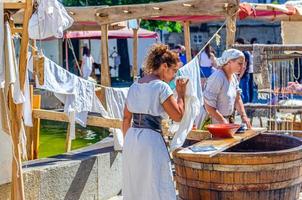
xmin=9 ymin=0 xmax=32 ymax=199
xmin=25 ymin=85 xmax=34 ymax=160
xmin=100 ymin=24 xmax=111 ymax=86
xmin=65 ymin=123 xmax=72 ymax=152
xmin=132 ymin=28 xmax=138 ymax=79
xmin=9 ymin=91 xmax=25 ymax=200
xmin=183 ymin=21 xmax=192 ymax=62
xmin=225 ymin=4 xmax=237 ymax=49
xmin=32 ymin=94 xmax=41 ymax=159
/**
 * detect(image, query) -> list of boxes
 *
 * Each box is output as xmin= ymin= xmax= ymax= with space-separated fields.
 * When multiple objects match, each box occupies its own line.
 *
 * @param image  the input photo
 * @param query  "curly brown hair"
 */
xmin=143 ymin=44 xmax=180 ymax=74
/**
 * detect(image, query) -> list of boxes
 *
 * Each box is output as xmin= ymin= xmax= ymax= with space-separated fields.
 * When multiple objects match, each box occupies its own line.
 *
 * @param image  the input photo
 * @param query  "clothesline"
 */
xmin=14 ymin=34 xmax=110 ymax=90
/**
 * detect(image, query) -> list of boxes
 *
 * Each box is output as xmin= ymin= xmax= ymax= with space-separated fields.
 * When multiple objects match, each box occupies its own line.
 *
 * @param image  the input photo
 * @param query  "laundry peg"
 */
xmin=33 ymin=50 xmax=44 ymax=86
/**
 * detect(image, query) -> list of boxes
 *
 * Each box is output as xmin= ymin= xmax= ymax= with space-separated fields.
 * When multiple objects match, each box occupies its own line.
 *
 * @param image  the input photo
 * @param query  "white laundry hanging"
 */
xmin=170 ymin=57 xmax=203 ymax=151
xmin=105 ymin=87 xmax=129 ymax=151
xmin=28 ymin=55 xmax=108 ymax=139
xmin=4 ymin=21 xmax=25 ymax=104
xmin=28 ymin=0 xmax=74 ymax=40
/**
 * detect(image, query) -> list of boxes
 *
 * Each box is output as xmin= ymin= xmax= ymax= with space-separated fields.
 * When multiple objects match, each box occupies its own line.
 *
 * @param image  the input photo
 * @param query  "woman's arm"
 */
xmin=204 ymin=102 xmax=228 ymax=124
xmin=162 ymin=79 xmax=188 ymax=122
xmin=122 ymin=105 xmax=132 ymax=137
xmin=235 ymin=93 xmax=252 ymax=128
xmin=162 ymin=95 xmax=185 ymax=122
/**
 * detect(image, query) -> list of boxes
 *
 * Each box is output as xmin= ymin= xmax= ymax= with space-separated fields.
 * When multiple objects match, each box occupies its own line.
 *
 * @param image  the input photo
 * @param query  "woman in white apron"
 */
xmin=122 ymin=44 xmax=188 ymax=200
xmin=203 ymin=49 xmax=251 ymax=128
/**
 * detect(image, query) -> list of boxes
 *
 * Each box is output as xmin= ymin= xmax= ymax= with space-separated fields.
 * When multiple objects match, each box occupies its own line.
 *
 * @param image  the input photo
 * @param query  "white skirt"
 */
xmin=122 ymin=127 xmax=176 ymax=200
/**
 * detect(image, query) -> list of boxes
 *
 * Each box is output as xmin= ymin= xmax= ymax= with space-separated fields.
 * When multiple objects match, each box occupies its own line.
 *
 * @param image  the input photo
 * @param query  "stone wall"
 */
xmin=0 ymin=137 xmax=122 ymax=200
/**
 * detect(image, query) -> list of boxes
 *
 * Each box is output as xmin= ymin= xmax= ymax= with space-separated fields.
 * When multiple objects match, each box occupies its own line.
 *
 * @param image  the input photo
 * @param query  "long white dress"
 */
xmin=81 ymin=55 xmax=94 ymax=79
xmin=122 ymin=79 xmax=176 ymax=200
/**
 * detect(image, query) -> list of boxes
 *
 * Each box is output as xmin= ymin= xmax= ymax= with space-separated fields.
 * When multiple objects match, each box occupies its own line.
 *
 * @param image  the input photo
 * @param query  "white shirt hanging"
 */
xmin=28 ymin=0 xmax=74 ymax=39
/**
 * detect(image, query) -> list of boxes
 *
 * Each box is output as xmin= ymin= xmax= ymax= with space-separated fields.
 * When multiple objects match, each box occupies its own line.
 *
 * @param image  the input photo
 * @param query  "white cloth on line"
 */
xmin=28 ymin=55 xmax=108 ymax=139
xmin=170 ymin=57 xmax=202 ymax=151
xmin=4 ymin=21 xmax=25 ymax=104
xmin=105 ymin=87 xmax=128 ymax=151
xmin=123 ymin=80 xmax=176 ymax=200
xmin=23 ymin=68 xmax=33 ymax=127
xmin=28 ymin=0 xmax=74 ymax=39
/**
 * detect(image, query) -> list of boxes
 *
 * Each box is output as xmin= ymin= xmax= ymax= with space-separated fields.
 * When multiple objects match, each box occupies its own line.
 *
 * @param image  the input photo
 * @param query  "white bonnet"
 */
xmin=216 ymin=49 xmax=244 ymax=68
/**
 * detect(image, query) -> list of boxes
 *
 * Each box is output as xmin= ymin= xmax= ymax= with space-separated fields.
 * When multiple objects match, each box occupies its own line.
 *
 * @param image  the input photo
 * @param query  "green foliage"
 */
xmin=62 ymin=0 xmax=182 ymax=32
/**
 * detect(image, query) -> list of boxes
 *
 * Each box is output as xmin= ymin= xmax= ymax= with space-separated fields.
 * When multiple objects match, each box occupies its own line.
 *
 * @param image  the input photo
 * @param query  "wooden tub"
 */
xmin=174 ymin=134 xmax=302 ymax=200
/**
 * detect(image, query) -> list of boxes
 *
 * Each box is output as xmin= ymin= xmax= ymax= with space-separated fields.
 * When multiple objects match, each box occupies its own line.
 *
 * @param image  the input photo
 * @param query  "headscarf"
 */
xmin=216 ymin=49 xmax=244 ymax=68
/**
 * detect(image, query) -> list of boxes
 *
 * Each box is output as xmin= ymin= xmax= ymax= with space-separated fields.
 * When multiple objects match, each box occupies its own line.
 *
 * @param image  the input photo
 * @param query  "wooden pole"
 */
xmin=225 ymin=4 xmax=237 ymax=49
xmin=100 ymin=24 xmax=111 ymax=86
xmin=183 ymin=21 xmax=192 ymax=62
xmin=32 ymin=94 xmax=41 ymax=159
xmin=65 ymin=123 xmax=72 ymax=152
xmin=9 ymin=0 xmax=32 ymax=199
xmin=9 ymin=92 xmax=25 ymax=200
xmin=132 ymin=28 xmax=138 ymax=79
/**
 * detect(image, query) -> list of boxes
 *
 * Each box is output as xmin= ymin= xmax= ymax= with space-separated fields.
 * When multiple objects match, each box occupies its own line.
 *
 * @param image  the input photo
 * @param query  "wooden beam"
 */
xmin=132 ymin=28 xmax=138 ymax=79
xmin=183 ymin=21 xmax=192 ymax=62
xmin=95 ymin=0 xmax=237 ymax=25
xmin=225 ymin=2 xmax=238 ymax=49
xmin=65 ymin=124 xmax=72 ymax=152
xmin=9 ymin=92 xmax=25 ymax=200
xmin=19 ymin=0 xmax=32 ymax=90
xmin=32 ymin=109 xmax=123 ymax=129
xmin=4 ymin=2 xmax=26 ymax=10
xmin=100 ymin=24 xmax=111 ymax=86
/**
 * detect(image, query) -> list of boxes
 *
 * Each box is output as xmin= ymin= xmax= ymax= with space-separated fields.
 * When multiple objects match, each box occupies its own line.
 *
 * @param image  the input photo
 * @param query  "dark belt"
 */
xmin=132 ymin=113 xmax=162 ymax=133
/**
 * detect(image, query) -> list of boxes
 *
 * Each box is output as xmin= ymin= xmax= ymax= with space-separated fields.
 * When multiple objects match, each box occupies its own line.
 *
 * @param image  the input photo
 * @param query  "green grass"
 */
xmin=39 ymin=120 xmax=110 ymax=158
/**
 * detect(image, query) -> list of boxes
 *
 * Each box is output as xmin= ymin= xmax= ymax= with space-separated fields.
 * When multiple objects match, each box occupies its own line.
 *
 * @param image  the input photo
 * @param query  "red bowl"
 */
xmin=206 ymin=124 xmax=241 ymax=138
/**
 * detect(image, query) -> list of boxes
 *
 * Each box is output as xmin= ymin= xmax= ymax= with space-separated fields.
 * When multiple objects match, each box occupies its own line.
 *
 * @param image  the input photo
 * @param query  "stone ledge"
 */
xmin=0 ymin=136 xmax=122 ymax=200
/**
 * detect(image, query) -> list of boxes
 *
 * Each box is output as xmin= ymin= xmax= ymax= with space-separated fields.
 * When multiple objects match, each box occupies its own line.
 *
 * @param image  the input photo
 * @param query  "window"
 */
xmin=193 ymin=34 xmax=202 ymax=44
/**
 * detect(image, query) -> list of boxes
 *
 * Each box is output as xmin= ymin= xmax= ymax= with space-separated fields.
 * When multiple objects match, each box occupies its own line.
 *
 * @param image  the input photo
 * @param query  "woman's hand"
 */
xmin=220 ymin=118 xmax=229 ymax=124
xmin=176 ymin=78 xmax=189 ymax=98
xmin=241 ymin=115 xmax=252 ymax=129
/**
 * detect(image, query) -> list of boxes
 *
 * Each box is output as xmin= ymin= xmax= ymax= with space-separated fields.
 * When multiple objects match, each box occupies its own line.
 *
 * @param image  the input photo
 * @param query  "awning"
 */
xmin=64 ymin=27 xmax=158 ymax=39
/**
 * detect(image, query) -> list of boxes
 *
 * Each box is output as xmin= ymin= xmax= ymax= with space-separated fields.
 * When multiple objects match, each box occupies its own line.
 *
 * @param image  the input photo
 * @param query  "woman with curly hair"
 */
xmin=122 ymin=44 xmax=188 ymax=200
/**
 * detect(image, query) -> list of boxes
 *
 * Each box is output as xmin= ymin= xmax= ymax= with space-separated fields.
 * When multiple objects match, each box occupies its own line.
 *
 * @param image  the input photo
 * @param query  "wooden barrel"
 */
xmin=173 ymin=134 xmax=302 ymax=200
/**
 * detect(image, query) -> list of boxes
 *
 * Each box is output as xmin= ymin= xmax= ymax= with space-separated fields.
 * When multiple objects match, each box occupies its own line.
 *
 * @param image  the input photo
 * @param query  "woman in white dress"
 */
xmin=203 ymin=49 xmax=251 ymax=128
xmin=122 ymin=44 xmax=188 ymax=200
xmin=81 ymin=47 xmax=94 ymax=79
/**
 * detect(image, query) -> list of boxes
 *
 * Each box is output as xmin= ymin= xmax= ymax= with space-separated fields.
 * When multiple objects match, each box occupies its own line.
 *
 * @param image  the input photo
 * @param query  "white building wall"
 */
xmin=41 ymin=39 xmax=62 ymax=66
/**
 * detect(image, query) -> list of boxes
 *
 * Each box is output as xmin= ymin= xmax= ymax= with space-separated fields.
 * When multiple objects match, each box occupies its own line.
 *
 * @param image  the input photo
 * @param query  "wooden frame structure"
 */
xmin=3 ymin=1 xmax=33 ymax=199
xmin=92 ymin=0 xmax=239 ymax=86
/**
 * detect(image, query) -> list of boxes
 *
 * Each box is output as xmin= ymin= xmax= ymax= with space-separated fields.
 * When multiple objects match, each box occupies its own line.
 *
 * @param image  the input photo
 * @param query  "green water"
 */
xmin=39 ymin=120 xmax=110 ymax=158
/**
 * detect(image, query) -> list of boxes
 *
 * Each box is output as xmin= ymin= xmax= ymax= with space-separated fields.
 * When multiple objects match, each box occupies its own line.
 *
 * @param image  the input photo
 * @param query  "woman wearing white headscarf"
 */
xmin=203 ymin=49 xmax=252 ymax=128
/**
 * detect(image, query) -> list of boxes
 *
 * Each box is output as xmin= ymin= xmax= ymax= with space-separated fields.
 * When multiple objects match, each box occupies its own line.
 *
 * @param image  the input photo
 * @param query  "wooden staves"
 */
xmin=173 ymin=133 xmax=302 ymax=200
